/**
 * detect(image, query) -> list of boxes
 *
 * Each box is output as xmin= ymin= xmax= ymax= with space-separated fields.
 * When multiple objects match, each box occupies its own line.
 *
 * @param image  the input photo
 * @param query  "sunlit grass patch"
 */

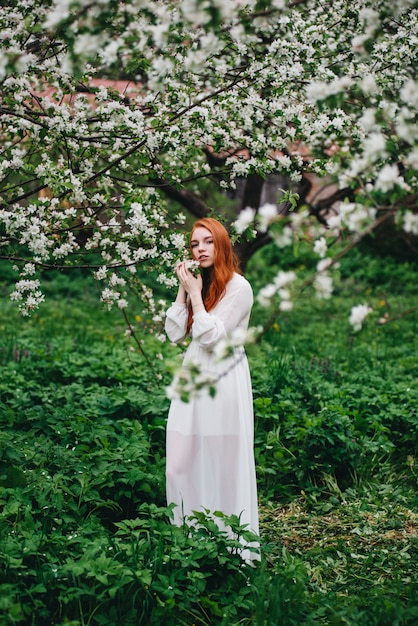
xmin=260 ymin=487 xmax=417 ymax=599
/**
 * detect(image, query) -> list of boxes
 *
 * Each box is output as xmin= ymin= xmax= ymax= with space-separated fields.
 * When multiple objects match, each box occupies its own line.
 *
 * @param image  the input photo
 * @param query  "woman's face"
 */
xmin=190 ymin=226 xmax=215 ymax=268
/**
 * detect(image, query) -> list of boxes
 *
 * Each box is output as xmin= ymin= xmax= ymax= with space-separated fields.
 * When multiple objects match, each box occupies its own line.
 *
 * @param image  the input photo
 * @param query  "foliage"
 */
xmin=0 ymin=250 xmax=417 ymax=624
xmin=0 ymin=0 xmax=417 ymax=327
xmin=261 ymin=489 xmax=418 ymax=626
xmin=1 ymin=2 xmax=417 ymax=617
xmin=249 ymin=246 xmax=418 ymax=499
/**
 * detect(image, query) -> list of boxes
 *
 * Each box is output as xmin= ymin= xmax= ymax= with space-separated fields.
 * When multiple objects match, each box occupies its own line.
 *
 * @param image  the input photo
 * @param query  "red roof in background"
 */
xmin=34 ymin=78 xmax=142 ymax=102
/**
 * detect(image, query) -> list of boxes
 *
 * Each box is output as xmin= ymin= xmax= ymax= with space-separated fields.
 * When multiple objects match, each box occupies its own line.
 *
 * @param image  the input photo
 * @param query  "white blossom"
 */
xmin=170 ymin=233 xmax=186 ymax=249
xmin=326 ymin=214 xmax=342 ymax=232
xmin=273 ymin=271 xmax=297 ymax=289
xmin=273 ymin=225 xmax=293 ymax=248
xmin=44 ymin=0 xmax=71 ymax=28
xmin=257 ymin=284 xmax=277 ymax=307
xmin=338 ymin=203 xmax=377 ymax=233
xmin=213 ymin=326 xmax=260 ymax=361
xmin=314 ymin=274 xmax=333 ymax=299
xmin=306 ymin=76 xmax=352 ymax=102
xmin=0 ymin=0 xmax=416 ymax=322
xmin=257 ymin=203 xmax=277 ymax=232
xmin=185 ymin=259 xmax=200 ymax=274
xmin=257 ymin=271 xmax=296 ymax=307
xmin=375 ymin=164 xmax=402 ymax=192
xmin=21 ymin=263 xmax=36 ymax=276
xmin=313 ymin=237 xmax=327 ymax=258
xmin=317 ymin=258 xmax=337 ymax=273
xmin=400 ymin=79 xmax=418 ymax=108
xmin=402 ymin=211 xmax=418 ymax=235
xmin=349 ymin=304 xmax=372 ymax=331
xmin=233 ymin=207 xmax=256 ymax=234
xmin=360 ymin=75 xmax=378 ymax=95
xmin=279 ymin=299 xmax=293 ymax=311
xmin=406 ymin=149 xmax=418 ymax=169
xmin=359 ymin=108 xmax=377 ymax=132
xmin=363 ymin=133 xmax=386 ymax=162
xmin=9 ymin=278 xmax=45 ymax=315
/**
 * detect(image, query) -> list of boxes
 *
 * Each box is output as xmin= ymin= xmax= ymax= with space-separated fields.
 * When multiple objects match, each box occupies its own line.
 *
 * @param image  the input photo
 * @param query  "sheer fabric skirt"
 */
xmin=166 ymin=344 xmax=259 ymax=558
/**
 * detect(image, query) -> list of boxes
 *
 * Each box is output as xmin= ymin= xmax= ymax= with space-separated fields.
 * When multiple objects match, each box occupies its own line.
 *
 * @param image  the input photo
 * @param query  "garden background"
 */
xmin=1 ymin=241 xmax=417 ymax=625
xmin=1 ymin=0 xmax=418 ymax=624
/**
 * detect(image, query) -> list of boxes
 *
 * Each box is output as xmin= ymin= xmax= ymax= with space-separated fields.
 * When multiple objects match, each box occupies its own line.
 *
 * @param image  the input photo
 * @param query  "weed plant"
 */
xmin=0 ymin=249 xmax=417 ymax=625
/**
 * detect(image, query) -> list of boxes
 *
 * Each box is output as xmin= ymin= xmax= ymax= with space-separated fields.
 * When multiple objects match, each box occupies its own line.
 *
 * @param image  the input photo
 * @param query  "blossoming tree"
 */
xmin=1 ymin=0 xmax=417 ymax=335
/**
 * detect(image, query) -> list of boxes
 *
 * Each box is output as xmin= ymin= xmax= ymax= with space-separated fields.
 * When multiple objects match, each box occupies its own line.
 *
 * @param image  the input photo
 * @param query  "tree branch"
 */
xmin=260 ymin=208 xmax=398 ymax=335
xmin=150 ymin=177 xmax=209 ymax=219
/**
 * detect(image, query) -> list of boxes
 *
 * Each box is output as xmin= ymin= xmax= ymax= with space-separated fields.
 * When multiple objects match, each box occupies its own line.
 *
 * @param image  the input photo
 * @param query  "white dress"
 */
xmin=165 ymin=273 xmax=259 ymax=549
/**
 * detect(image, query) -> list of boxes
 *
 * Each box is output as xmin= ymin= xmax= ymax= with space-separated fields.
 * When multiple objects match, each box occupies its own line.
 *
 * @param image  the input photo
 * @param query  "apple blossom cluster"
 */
xmin=166 ymin=324 xmax=262 ymax=401
xmin=349 ymin=304 xmax=373 ymax=332
xmin=257 ymin=271 xmax=297 ymax=310
xmin=166 ymin=360 xmax=218 ymax=403
xmin=185 ymin=260 xmax=201 ymax=277
xmin=0 ymin=0 xmax=416 ymax=337
xmin=313 ymin=259 xmax=337 ymax=301
xmin=9 ymin=279 xmax=45 ymax=316
xmin=212 ymin=325 xmax=262 ymax=362
xmin=401 ymin=211 xmax=418 ymax=236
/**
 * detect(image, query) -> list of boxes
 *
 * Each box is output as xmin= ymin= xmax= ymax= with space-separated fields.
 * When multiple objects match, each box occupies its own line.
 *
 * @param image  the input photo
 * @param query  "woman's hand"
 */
xmin=176 ymin=261 xmax=203 ymax=296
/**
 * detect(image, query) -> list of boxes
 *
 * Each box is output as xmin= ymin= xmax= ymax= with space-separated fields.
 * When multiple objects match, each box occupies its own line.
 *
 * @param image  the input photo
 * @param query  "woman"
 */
xmin=164 ymin=217 xmax=259 ymax=556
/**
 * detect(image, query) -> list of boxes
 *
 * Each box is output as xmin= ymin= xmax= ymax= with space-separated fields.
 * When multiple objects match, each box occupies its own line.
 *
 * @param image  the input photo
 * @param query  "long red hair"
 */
xmin=187 ymin=218 xmax=240 ymax=332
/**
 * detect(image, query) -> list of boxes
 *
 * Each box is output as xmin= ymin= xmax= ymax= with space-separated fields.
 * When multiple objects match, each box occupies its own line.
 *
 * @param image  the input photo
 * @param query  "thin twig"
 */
xmin=121 ymin=308 xmax=156 ymax=371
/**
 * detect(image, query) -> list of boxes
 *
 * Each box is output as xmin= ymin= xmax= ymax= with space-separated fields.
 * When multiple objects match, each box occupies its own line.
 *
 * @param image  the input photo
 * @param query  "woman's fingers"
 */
xmin=175 ymin=262 xmax=185 ymax=278
xmin=176 ymin=262 xmax=188 ymax=280
xmin=175 ymin=262 xmax=188 ymax=284
xmin=175 ymin=261 xmax=201 ymax=293
xmin=176 ymin=261 xmax=192 ymax=278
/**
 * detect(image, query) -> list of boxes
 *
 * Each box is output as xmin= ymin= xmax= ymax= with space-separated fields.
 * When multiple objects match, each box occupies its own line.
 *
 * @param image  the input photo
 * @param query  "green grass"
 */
xmin=0 ymin=250 xmax=417 ymax=625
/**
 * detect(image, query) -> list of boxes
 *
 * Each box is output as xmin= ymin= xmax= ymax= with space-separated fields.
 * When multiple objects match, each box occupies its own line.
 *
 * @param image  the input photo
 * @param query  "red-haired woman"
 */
xmin=165 ymin=217 xmax=259 ymax=560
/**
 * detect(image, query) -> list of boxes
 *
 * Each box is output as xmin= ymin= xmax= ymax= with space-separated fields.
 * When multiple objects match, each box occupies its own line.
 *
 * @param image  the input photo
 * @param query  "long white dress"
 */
xmin=164 ymin=272 xmax=259 ymax=549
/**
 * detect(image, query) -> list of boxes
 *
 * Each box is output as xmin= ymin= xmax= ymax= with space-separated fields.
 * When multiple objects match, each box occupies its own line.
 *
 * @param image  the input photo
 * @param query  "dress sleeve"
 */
xmin=192 ymin=276 xmax=253 ymax=351
xmin=165 ymin=302 xmax=188 ymax=343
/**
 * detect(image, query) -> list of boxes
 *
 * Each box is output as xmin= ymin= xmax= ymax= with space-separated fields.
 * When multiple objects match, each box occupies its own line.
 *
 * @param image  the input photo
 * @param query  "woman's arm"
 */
xmin=165 ymin=301 xmax=188 ymax=343
xmin=165 ymin=261 xmax=204 ymax=343
xmin=176 ymin=261 xmax=204 ymax=316
xmin=174 ymin=282 xmax=187 ymax=305
xmin=192 ymin=276 xmax=253 ymax=351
